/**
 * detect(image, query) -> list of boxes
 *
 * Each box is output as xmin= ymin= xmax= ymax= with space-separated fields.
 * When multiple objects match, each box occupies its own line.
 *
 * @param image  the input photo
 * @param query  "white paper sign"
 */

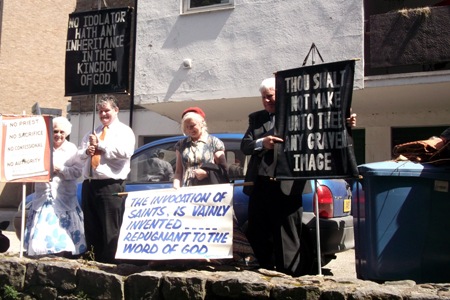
xmin=116 ymin=183 xmax=234 ymax=260
xmin=3 ymin=116 xmax=49 ymax=181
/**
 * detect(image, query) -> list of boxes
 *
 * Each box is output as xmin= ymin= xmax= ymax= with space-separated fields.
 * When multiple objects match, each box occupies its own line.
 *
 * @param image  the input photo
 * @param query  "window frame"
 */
xmin=127 ymin=142 xmax=178 ymax=184
xmin=181 ymin=0 xmax=235 ymax=15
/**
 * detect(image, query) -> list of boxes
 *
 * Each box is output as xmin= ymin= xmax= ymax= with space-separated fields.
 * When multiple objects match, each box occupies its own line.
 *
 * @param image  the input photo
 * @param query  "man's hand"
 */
xmin=87 ymin=134 xmax=99 ymax=157
xmin=346 ymin=113 xmax=357 ymax=127
xmin=86 ymin=145 xmax=96 ymax=157
xmin=89 ymin=134 xmax=99 ymax=147
xmin=263 ymin=136 xmax=283 ymax=150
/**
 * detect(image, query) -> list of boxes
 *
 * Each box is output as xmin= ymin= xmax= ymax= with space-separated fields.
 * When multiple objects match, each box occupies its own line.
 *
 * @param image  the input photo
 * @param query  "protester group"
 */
xmin=23 ymin=78 xmax=361 ymax=277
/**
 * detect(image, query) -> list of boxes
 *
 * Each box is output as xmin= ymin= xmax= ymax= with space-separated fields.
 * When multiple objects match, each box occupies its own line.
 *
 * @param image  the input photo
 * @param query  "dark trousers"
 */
xmin=82 ymin=179 xmax=125 ymax=264
xmin=246 ymin=177 xmax=303 ymax=276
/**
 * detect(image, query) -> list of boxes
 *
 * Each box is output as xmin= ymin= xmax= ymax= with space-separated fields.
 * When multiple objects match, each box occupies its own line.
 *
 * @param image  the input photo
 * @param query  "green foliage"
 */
xmin=76 ymin=291 xmax=91 ymax=300
xmin=82 ymin=245 xmax=95 ymax=263
xmin=88 ymin=245 xmax=95 ymax=261
xmin=1 ymin=285 xmax=19 ymax=300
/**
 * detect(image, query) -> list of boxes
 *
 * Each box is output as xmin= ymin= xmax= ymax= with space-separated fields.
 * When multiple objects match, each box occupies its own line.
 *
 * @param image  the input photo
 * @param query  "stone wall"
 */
xmin=0 ymin=256 xmax=449 ymax=300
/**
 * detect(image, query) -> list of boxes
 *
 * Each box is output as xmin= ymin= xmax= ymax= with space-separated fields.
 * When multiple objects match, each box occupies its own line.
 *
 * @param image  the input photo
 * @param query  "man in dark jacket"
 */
xmin=241 ymin=77 xmax=356 ymax=276
xmin=240 ymin=78 xmax=306 ymax=276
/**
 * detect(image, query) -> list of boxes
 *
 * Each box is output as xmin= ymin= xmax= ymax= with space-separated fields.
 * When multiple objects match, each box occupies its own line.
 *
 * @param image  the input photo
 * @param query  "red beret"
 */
xmin=181 ymin=107 xmax=205 ymax=119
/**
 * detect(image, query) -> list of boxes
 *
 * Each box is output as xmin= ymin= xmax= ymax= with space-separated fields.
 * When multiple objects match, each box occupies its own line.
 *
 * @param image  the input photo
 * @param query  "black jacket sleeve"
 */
xmin=193 ymin=163 xmax=230 ymax=186
xmin=441 ymin=127 xmax=450 ymax=142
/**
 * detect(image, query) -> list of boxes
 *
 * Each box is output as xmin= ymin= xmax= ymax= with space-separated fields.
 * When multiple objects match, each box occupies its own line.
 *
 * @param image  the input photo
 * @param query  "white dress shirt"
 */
xmin=78 ymin=118 xmax=135 ymax=180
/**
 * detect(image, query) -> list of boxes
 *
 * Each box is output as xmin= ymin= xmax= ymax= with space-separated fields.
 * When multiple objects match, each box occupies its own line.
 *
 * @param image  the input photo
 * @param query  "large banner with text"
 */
xmin=65 ymin=7 xmax=132 ymax=96
xmin=0 ymin=115 xmax=52 ymax=182
xmin=116 ymin=184 xmax=234 ymax=260
xmin=274 ymin=60 xmax=359 ymax=180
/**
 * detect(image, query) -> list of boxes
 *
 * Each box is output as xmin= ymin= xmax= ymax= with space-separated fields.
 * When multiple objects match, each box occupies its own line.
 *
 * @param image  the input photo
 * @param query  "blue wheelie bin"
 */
xmin=353 ymin=161 xmax=450 ymax=283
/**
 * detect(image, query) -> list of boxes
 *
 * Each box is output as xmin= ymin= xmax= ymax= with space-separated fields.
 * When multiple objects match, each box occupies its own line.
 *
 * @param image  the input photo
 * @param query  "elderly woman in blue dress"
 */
xmin=24 ymin=117 xmax=86 ymax=257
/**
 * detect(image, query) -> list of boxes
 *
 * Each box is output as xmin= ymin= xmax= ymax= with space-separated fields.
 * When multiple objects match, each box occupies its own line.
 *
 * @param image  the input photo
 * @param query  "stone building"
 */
xmin=0 ymin=1 xmax=76 ymax=207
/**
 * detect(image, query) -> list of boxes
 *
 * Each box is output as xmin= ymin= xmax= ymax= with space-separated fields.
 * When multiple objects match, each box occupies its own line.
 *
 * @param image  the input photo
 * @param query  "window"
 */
xmin=182 ymin=0 xmax=234 ymax=15
xmin=391 ymin=126 xmax=449 ymax=158
xmin=127 ymin=137 xmax=247 ymax=184
xmin=128 ymin=142 xmax=177 ymax=183
xmin=221 ymin=138 xmax=247 ymax=180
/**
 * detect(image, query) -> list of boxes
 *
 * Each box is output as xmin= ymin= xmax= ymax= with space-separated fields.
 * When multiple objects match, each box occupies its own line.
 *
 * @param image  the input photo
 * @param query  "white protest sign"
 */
xmin=3 ymin=116 xmax=49 ymax=181
xmin=116 ymin=183 xmax=234 ymax=260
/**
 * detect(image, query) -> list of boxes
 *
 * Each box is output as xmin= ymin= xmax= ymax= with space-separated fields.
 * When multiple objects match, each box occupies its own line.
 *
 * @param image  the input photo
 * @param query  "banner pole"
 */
xmin=89 ymin=0 xmax=100 ymax=181
xmin=314 ymin=179 xmax=323 ymax=276
xmin=19 ymin=184 xmax=26 ymax=258
xmin=89 ymin=95 xmax=97 ymax=181
xmin=112 ymin=182 xmax=254 ymax=196
xmin=19 ymin=110 xmax=27 ymax=258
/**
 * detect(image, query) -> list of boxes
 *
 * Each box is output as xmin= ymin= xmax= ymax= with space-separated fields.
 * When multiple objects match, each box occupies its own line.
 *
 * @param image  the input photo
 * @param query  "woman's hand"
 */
xmin=173 ymin=179 xmax=181 ymax=190
xmin=191 ymin=169 xmax=208 ymax=181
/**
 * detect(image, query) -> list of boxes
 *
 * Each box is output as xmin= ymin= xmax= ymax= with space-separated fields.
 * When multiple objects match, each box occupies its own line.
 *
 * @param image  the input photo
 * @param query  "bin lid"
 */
xmin=358 ymin=161 xmax=450 ymax=179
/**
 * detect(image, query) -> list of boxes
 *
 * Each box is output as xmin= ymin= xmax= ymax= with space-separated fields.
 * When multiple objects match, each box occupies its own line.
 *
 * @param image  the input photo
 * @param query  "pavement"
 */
xmin=0 ymin=208 xmax=357 ymax=278
xmin=323 ymin=248 xmax=357 ymax=278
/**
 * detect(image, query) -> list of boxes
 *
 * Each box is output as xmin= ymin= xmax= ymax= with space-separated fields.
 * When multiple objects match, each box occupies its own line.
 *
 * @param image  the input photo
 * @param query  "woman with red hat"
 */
xmin=173 ymin=107 xmax=228 ymax=188
xmin=171 ymin=107 xmax=259 ymax=268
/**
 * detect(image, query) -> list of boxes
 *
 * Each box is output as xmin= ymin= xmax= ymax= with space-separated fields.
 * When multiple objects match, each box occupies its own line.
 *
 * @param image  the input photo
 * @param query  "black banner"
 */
xmin=65 ymin=7 xmax=132 ymax=96
xmin=274 ymin=60 xmax=359 ymax=180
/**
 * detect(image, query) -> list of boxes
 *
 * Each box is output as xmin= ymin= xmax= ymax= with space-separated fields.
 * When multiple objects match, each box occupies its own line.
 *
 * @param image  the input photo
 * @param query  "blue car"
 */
xmin=125 ymin=133 xmax=354 ymax=274
xmin=16 ymin=133 xmax=354 ymax=274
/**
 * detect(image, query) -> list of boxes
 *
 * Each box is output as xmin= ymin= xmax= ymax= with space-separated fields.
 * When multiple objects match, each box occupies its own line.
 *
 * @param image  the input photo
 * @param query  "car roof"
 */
xmin=133 ymin=133 xmax=245 ymax=156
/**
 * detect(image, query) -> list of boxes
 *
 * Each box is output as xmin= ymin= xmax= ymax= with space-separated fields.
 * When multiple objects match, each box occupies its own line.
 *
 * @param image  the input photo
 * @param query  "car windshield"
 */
xmin=127 ymin=138 xmax=248 ymax=183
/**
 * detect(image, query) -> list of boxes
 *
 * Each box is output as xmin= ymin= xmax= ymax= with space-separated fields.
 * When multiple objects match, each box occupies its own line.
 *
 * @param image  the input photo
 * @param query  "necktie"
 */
xmin=269 ymin=113 xmax=275 ymax=129
xmin=91 ymin=126 xmax=107 ymax=169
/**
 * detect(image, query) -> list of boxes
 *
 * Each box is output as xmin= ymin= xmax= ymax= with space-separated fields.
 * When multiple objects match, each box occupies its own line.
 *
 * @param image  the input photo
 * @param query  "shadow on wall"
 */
xmin=0 ymin=182 xmax=33 ymax=209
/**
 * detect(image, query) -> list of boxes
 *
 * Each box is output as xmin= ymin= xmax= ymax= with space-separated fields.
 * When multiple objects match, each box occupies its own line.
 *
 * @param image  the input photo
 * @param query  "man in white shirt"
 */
xmin=78 ymin=94 xmax=135 ymax=264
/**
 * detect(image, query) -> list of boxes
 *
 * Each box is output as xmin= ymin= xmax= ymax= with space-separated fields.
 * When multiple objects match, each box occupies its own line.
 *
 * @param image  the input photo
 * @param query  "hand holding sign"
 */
xmin=263 ymin=136 xmax=284 ymax=150
xmin=346 ymin=113 xmax=357 ymax=127
xmin=274 ymin=60 xmax=359 ymax=179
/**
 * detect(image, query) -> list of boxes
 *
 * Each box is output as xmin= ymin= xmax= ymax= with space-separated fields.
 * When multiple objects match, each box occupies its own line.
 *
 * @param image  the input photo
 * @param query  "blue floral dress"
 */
xmin=24 ymin=140 xmax=87 ymax=256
